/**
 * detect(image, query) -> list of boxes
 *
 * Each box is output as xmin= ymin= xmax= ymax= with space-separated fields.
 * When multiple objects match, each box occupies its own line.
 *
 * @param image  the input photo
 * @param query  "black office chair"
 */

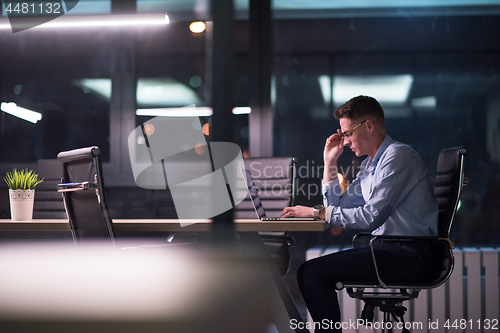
xmin=57 ymin=146 xmax=115 ymax=243
xmin=33 ymin=159 xmax=68 ymax=219
xmin=335 ymin=147 xmax=467 ymax=332
xmin=234 ymin=156 xmax=297 ymax=277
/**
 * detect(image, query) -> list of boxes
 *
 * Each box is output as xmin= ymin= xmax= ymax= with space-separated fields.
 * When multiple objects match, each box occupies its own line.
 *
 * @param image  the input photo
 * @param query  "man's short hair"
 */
xmin=334 ymin=95 xmax=385 ymax=126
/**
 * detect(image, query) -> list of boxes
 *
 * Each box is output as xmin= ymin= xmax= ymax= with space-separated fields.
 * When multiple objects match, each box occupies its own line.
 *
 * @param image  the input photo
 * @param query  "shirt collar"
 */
xmin=370 ymin=135 xmax=392 ymax=173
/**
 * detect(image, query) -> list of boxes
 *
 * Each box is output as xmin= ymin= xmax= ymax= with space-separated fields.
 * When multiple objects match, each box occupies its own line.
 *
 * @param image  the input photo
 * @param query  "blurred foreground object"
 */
xmin=0 ymin=242 xmax=271 ymax=333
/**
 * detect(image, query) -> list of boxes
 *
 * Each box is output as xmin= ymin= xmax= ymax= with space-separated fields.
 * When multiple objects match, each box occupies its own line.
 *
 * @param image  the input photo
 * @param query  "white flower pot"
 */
xmin=9 ymin=189 xmax=35 ymax=221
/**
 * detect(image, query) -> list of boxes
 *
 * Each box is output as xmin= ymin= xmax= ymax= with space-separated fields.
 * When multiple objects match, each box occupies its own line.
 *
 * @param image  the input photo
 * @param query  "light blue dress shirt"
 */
xmin=323 ymin=135 xmax=438 ymax=236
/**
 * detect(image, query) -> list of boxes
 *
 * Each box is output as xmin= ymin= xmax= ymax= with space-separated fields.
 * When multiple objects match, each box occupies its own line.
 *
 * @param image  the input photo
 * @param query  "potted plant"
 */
xmin=4 ymin=169 xmax=44 ymax=221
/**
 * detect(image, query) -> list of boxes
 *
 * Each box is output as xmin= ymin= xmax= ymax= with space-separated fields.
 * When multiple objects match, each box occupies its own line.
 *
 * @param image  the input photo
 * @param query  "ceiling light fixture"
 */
xmin=0 ymin=13 xmax=169 ymax=30
xmin=1 ymin=102 xmax=42 ymax=123
xmin=189 ymin=21 xmax=206 ymax=33
xmin=74 ymin=78 xmax=201 ymax=107
xmin=136 ymin=107 xmax=251 ymax=117
xmin=232 ymin=107 xmax=251 ymax=115
xmin=411 ymin=96 xmax=437 ymax=109
xmin=332 ymin=74 xmax=413 ymax=105
xmin=318 ymin=75 xmax=332 ymax=105
xmin=136 ymin=107 xmax=213 ymax=117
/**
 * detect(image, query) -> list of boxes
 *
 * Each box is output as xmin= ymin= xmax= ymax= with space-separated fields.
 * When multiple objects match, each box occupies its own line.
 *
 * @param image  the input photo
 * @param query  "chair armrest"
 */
xmin=339 ymin=234 xmax=454 ymax=290
xmin=352 ymin=232 xmax=373 ymax=248
xmin=368 ymin=236 xmax=453 ymax=289
xmin=259 ymin=233 xmax=296 ymax=247
xmin=369 ymin=235 xmax=455 ymax=249
xmin=57 ymin=181 xmax=97 ymax=192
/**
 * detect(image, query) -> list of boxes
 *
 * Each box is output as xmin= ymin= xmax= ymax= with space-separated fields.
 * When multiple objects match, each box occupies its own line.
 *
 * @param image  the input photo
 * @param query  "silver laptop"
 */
xmin=240 ymin=168 xmax=317 ymax=221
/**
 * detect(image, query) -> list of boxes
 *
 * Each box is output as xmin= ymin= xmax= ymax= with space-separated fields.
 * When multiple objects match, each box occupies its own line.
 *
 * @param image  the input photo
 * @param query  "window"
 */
xmin=0 ymin=32 xmax=112 ymax=163
xmin=273 ymin=4 xmax=500 ymax=245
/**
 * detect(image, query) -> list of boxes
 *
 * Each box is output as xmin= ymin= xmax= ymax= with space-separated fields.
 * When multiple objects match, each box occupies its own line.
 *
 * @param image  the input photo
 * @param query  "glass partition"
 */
xmin=0 ymin=32 xmax=112 ymax=163
xmin=273 ymin=3 xmax=500 ymax=246
xmin=0 ymin=0 xmax=206 ymax=219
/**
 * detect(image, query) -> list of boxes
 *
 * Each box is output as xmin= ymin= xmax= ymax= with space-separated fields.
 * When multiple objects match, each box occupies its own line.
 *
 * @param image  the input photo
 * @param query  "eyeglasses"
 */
xmin=341 ymin=120 xmax=367 ymax=138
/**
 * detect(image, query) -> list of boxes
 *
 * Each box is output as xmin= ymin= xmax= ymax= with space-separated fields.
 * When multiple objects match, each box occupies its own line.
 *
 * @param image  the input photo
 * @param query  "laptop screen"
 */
xmin=241 ymin=169 xmax=267 ymax=219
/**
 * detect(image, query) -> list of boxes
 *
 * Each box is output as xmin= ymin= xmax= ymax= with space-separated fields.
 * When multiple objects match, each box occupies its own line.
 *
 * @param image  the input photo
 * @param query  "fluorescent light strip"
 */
xmin=1 ymin=102 xmax=42 ymax=123
xmin=232 ymin=107 xmax=251 ymax=115
xmin=0 ymin=14 xmax=169 ymax=30
xmin=332 ymin=74 xmax=413 ymax=105
xmin=136 ymin=107 xmax=213 ymax=117
xmin=318 ymin=75 xmax=332 ymax=105
xmin=411 ymin=95 xmax=437 ymax=108
xmin=136 ymin=107 xmax=251 ymax=117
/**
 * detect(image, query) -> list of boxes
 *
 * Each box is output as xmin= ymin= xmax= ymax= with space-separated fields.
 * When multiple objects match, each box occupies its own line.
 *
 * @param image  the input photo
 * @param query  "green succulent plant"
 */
xmin=4 ymin=169 xmax=44 ymax=190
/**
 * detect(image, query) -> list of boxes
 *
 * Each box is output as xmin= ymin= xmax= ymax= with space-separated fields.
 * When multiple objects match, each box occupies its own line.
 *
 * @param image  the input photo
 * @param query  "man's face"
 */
xmin=339 ymin=118 xmax=369 ymax=157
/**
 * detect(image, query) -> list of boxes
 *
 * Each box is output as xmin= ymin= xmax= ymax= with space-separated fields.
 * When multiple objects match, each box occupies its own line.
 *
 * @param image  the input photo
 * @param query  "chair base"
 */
xmin=347 ymin=288 xmax=419 ymax=333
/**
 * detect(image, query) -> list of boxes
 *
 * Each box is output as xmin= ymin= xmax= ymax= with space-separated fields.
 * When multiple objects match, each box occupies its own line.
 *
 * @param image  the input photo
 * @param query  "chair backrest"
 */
xmin=57 ymin=146 xmax=115 ymax=243
xmin=234 ymin=156 xmax=296 ymax=219
xmin=434 ymin=147 xmax=467 ymax=238
xmin=33 ymin=159 xmax=68 ymax=219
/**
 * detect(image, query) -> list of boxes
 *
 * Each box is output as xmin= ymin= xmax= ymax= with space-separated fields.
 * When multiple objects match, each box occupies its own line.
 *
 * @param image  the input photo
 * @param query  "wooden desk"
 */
xmin=0 ymin=219 xmax=328 ymax=232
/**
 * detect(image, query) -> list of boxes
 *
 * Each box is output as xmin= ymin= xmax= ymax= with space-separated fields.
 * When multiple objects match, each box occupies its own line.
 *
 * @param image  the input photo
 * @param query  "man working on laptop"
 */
xmin=280 ymin=95 xmax=438 ymax=332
